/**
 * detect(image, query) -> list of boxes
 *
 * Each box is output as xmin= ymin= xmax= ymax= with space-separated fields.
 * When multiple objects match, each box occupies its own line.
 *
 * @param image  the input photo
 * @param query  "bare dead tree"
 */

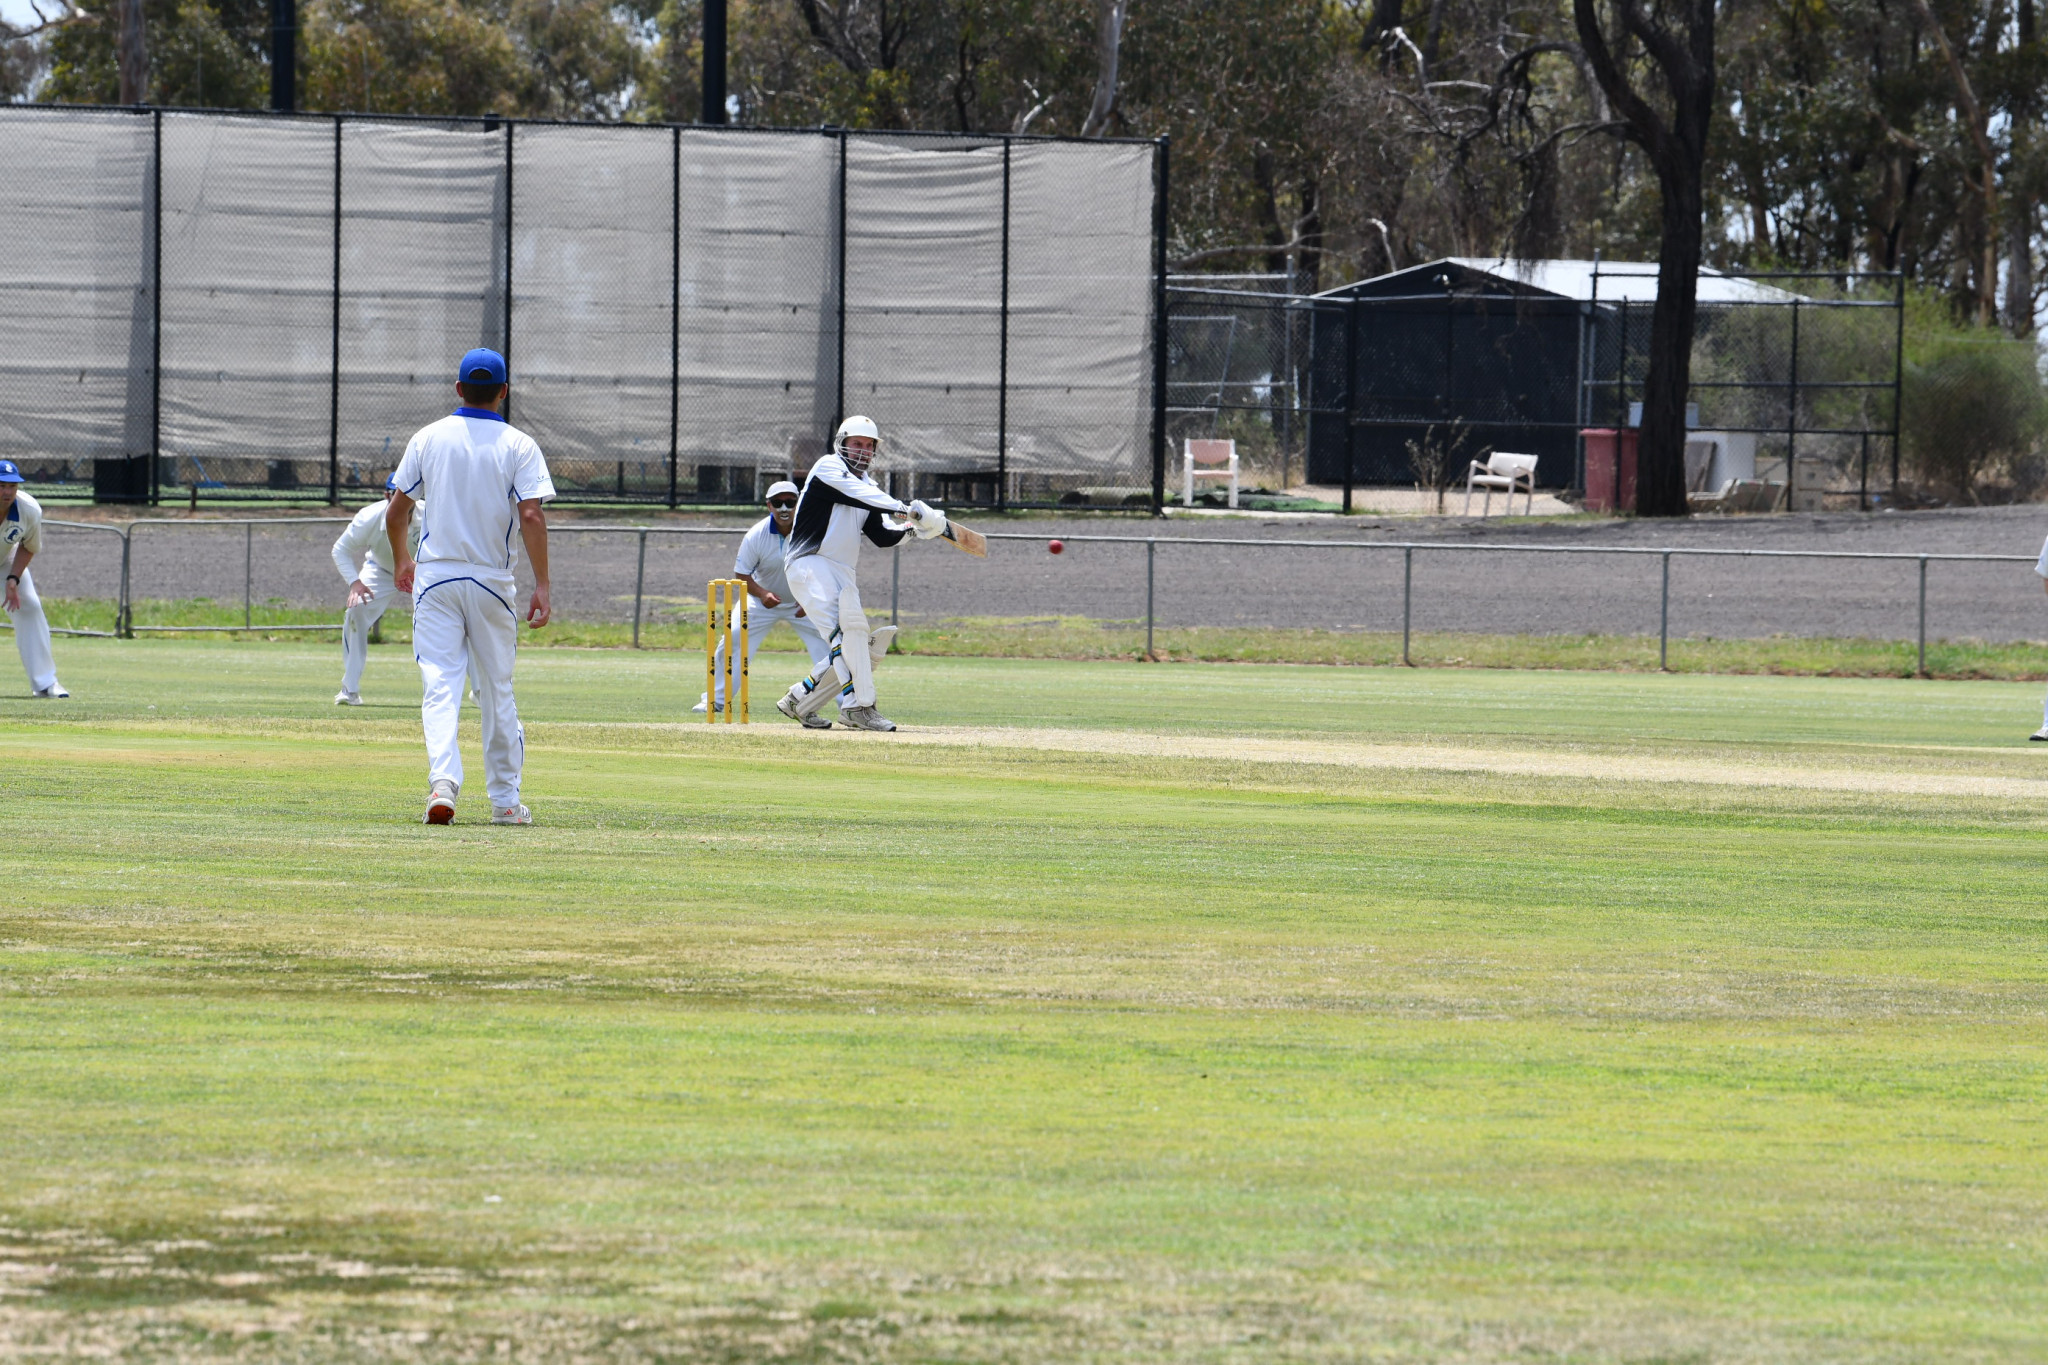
xmin=1079 ymin=0 xmax=1129 ymax=136
xmin=1907 ymin=0 xmax=1999 ymax=327
xmin=1574 ymin=0 xmax=1718 ymax=518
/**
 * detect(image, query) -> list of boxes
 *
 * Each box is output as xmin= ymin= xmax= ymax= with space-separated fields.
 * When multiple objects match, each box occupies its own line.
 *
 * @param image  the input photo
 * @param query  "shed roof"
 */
xmin=1320 ymin=257 xmax=1802 ymax=305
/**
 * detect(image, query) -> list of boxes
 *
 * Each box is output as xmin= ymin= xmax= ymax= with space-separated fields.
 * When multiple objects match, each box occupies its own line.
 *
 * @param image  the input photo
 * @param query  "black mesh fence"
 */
xmin=1215 ymin=263 xmax=1906 ymax=510
xmin=0 ymin=108 xmax=1165 ymax=511
xmin=1163 ymin=277 xmax=1336 ymax=507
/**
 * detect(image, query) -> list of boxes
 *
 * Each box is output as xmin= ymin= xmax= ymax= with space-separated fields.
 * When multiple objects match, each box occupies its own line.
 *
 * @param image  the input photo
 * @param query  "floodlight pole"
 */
xmin=270 ymin=0 xmax=296 ymax=112
xmin=702 ymin=0 xmax=728 ymax=124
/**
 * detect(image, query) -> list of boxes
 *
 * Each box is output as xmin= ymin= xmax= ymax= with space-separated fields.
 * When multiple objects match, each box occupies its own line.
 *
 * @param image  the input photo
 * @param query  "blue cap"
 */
xmin=457 ymin=348 xmax=508 ymax=386
xmin=0 ymin=460 xmax=22 ymax=484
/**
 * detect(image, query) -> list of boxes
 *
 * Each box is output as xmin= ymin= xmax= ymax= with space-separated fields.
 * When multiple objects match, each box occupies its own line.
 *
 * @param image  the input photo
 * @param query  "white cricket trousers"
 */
xmin=709 ymin=601 xmax=829 ymax=705
xmin=784 ymin=555 xmax=875 ymax=707
xmin=6 ymin=567 xmax=59 ymax=694
xmin=414 ymin=577 xmax=524 ymax=809
xmin=341 ymin=560 xmax=404 ymax=694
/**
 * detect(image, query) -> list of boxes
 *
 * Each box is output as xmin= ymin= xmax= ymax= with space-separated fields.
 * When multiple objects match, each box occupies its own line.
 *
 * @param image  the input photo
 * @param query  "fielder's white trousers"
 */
xmin=709 ymin=601 xmax=829 ymax=704
xmin=784 ymin=555 xmax=875 ymax=708
xmin=414 ymin=575 xmax=524 ymax=809
xmin=341 ymin=560 xmax=405 ymax=694
xmin=5 ymin=567 xmax=59 ymax=694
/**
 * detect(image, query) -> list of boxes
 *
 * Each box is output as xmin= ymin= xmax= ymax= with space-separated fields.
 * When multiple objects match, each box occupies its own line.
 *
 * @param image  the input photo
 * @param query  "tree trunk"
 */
xmin=1638 ymin=164 xmax=1705 ymax=517
xmin=1573 ymin=0 xmax=1718 ymax=517
xmin=2009 ymin=200 xmax=2037 ymax=338
xmin=116 ymin=0 xmax=147 ymax=103
xmin=1909 ymin=0 xmax=1998 ymax=326
xmin=1079 ymin=0 xmax=1129 ymax=137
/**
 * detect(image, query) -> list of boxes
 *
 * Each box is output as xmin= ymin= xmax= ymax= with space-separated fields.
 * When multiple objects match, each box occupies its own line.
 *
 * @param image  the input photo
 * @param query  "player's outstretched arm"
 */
xmin=519 ymin=498 xmax=550 ymax=628
xmin=4 ymin=546 xmax=31 ymax=613
xmin=386 ymin=492 xmax=417 ymax=594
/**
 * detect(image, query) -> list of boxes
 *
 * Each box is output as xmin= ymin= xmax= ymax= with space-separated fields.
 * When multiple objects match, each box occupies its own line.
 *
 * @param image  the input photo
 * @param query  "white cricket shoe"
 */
xmin=32 ymin=683 xmax=69 ymax=699
xmin=491 ymin=803 xmax=532 ymax=826
xmin=837 ymin=704 xmax=896 ymax=732
xmin=335 ymin=689 xmax=363 ymax=706
xmin=691 ymin=693 xmax=722 ymax=714
xmin=776 ymin=689 xmax=831 ymax=728
xmin=424 ymin=779 xmax=458 ymax=825
xmin=2031 ymin=728 xmax=2048 ymax=742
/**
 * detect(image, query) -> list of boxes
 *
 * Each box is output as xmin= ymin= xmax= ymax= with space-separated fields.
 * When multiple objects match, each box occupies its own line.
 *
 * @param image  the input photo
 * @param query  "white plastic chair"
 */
xmin=1463 ymin=452 xmax=1538 ymax=516
xmin=1183 ymin=438 xmax=1239 ymax=508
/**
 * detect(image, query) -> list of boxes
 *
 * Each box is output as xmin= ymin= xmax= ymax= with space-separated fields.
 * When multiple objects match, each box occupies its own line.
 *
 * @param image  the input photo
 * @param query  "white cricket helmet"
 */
xmin=834 ymin=414 xmax=881 ymax=474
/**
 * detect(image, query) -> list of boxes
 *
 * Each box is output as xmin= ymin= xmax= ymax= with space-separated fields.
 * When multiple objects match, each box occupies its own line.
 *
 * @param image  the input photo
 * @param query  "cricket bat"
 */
xmin=937 ymin=519 xmax=987 ymax=557
xmin=887 ymin=511 xmax=988 ymax=557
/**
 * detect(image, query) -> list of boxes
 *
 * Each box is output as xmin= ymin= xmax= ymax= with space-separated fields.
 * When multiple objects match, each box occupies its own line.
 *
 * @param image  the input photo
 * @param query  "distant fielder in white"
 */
xmin=0 ymin=459 xmax=69 ymax=698
xmin=388 ymin=348 xmax=554 ymax=825
xmin=693 ymin=480 xmax=878 ymax=719
xmin=331 ymin=487 xmax=425 ymax=706
xmin=776 ymin=415 xmax=944 ymax=732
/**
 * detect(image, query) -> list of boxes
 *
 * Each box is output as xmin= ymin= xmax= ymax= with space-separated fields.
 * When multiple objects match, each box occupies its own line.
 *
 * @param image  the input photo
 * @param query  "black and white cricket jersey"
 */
xmin=787 ymin=450 xmax=911 ymax=569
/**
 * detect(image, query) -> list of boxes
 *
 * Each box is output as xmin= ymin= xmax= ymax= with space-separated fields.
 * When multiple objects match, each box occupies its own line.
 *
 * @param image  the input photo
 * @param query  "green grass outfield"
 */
xmin=3 ymin=640 xmax=2047 ymax=1361
xmin=35 ymin=594 xmax=2048 ymax=679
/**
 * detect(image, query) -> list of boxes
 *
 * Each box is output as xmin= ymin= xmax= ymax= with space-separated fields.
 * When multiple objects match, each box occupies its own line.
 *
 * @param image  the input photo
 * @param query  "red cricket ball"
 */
xmin=1047 ymin=539 xmax=1064 ymax=555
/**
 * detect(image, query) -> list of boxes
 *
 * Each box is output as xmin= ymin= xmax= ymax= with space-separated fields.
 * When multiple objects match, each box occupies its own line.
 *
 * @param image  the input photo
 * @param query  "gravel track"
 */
xmin=33 ymin=503 xmax=2048 ymax=643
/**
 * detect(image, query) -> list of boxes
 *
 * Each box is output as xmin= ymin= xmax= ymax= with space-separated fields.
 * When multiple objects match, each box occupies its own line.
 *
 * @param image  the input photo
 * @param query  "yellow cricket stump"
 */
xmin=705 ymin=578 xmax=749 ymax=723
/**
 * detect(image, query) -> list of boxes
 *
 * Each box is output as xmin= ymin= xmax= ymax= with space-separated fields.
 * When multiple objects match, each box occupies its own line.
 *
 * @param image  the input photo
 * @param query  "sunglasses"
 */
xmin=768 ymin=498 xmax=796 ymax=509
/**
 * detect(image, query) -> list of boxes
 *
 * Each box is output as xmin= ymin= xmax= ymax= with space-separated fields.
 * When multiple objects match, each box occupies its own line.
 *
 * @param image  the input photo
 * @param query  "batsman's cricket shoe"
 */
xmin=491 ymin=803 xmax=532 ymax=826
xmin=424 ymin=779 xmax=458 ymax=825
xmin=691 ymin=693 xmax=722 ymax=714
xmin=837 ymin=704 xmax=896 ymax=732
xmin=31 ymin=683 xmax=69 ymax=698
xmin=776 ymin=686 xmax=832 ymax=728
xmin=335 ymin=689 xmax=362 ymax=706
xmin=2032 ymin=727 xmax=2048 ymax=742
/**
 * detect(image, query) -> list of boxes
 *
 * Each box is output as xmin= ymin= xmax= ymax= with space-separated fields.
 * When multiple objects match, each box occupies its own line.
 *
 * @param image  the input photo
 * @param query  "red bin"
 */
xmin=1581 ymin=428 xmax=1638 ymax=513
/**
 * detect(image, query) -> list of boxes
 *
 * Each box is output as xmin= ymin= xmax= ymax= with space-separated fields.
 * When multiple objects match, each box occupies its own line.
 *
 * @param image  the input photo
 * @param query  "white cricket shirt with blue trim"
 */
xmin=389 ymin=408 xmax=554 ymax=603
xmin=3 ymin=490 xmax=43 ymax=557
xmin=733 ymin=514 xmax=795 ymax=601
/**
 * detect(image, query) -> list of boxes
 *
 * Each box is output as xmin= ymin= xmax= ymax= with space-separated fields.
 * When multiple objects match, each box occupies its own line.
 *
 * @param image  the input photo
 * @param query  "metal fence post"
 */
xmin=1659 ymin=550 xmax=1671 ymax=670
xmin=1150 ymin=137 xmax=1169 ymax=516
xmin=997 ymin=139 xmax=1011 ymax=511
xmin=329 ymin=115 xmax=343 ymax=506
xmin=150 ymin=107 xmax=163 ymax=506
xmin=1401 ymin=545 xmax=1412 ymax=665
xmin=118 ymin=525 xmax=134 ymax=638
xmin=1917 ymin=555 xmax=1927 ymax=677
xmin=632 ymin=528 xmax=648 ymax=648
xmin=244 ymin=523 xmax=253 ymax=629
xmin=1145 ymin=538 xmax=1156 ymax=660
xmin=668 ymin=123 xmax=681 ymax=510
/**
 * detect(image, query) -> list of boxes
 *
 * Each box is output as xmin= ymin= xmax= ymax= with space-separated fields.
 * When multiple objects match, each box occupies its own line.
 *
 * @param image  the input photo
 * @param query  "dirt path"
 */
xmin=646 ymin=721 xmax=2048 ymax=801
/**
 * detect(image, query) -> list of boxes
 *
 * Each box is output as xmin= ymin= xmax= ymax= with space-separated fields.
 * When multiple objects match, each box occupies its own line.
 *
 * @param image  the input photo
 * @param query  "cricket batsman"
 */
xmin=331 ymin=487 xmax=424 ymax=706
xmin=693 ymin=479 xmax=890 ymax=719
xmin=775 ymin=415 xmax=944 ymax=732
xmin=387 ymin=348 xmax=554 ymax=825
xmin=0 ymin=459 xmax=68 ymax=698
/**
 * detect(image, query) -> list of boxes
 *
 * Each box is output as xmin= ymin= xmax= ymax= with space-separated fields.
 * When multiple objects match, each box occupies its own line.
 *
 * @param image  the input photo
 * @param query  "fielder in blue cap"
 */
xmin=383 ymin=346 xmax=553 ymax=825
xmin=0 ymin=460 xmax=70 ymax=697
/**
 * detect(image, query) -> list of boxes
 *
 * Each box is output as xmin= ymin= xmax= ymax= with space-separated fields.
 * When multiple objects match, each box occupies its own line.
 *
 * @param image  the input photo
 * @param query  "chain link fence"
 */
xmin=19 ymin=517 xmax=2040 ymax=681
xmin=1165 ymin=261 xmax=1903 ymax=512
xmin=0 ymin=107 xmax=1166 ymax=512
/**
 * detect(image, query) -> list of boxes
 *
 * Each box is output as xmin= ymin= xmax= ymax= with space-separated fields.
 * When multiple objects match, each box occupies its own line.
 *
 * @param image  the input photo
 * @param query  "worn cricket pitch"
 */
xmin=2 ymin=640 xmax=2046 ymax=1362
